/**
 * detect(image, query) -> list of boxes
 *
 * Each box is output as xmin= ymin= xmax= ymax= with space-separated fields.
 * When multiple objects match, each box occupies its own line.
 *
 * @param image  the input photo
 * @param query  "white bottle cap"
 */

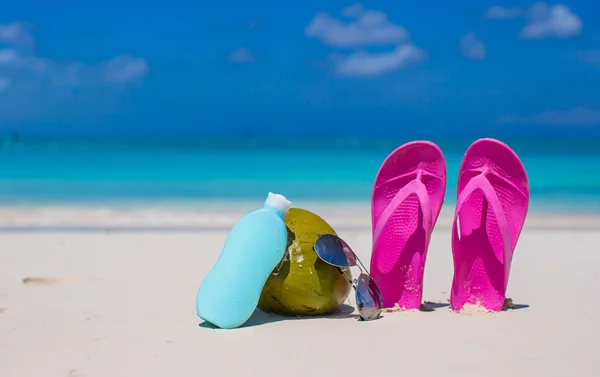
xmin=265 ymin=192 xmax=292 ymax=214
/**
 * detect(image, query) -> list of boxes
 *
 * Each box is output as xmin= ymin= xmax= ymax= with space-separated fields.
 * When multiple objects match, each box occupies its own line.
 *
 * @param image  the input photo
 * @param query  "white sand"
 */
xmin=1 ymin=204 xmax=600 ymax=377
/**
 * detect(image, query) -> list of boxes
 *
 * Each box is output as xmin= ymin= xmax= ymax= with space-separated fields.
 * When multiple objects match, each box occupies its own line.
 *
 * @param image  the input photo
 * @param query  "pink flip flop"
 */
xmin=451 ymin=138 xmax=529 ymax=312
xmin=370 ymin=141 xmax=447 ymax=310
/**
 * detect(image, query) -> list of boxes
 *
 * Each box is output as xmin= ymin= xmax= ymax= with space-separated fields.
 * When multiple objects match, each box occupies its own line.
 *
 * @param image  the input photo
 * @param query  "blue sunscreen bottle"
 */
xmin=196 ymin=192 xmax=291 ymax=329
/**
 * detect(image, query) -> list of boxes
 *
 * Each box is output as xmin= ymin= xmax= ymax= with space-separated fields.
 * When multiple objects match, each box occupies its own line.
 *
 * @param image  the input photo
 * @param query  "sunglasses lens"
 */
xmin=313 ymin=234 xmax=357 ymax=268
xmin=355 ymin=273 xmax=383 ymax=321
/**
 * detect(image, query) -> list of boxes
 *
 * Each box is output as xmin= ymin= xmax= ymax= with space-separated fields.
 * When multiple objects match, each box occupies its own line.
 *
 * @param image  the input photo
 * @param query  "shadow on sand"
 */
xmin=437 ymin=297 xmax=530 ymax=312
xmin=420 ymin=301 xmax=450 ymax=311
xmin=199 ymin=298 xmax=530 ymax=329
xmin=199 ymin=303 xmax=383 ymax=329
xmin=502 ymin=298 xmax=529 ymax=311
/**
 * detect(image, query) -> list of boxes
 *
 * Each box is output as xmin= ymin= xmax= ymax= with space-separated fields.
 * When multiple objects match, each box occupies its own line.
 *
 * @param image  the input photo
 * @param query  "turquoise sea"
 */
xmin=1 ymin=137 xmax=599 ymax=213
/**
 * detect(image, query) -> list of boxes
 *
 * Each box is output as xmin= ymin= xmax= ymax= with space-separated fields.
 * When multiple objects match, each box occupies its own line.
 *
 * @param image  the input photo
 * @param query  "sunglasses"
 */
xmin=313 ymin=234 xmax=383 ymax=321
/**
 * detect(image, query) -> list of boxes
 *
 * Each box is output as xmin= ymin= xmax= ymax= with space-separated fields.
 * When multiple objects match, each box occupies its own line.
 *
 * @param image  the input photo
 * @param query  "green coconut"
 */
xmin=258 ymin=208 xmax=352 ymax=316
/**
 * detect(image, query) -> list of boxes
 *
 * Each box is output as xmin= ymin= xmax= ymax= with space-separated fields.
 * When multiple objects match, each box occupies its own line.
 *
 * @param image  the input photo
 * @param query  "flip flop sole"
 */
xmin=370 ymin=141 xmax=447 ymax=309
xmin=451 ymin=138 xmax=529 ymax=312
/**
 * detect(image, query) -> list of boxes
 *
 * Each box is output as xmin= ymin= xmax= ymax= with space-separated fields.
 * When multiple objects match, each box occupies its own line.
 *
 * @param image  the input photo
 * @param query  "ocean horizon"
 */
xmin=1 ymin=136 xmax=599 ymax=213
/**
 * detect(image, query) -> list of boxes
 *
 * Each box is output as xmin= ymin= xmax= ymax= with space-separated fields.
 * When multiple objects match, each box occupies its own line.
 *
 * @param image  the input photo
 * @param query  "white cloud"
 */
xmin=305 ymin=4 xmax=408 ymax=47
xmin=459 ymin=33 xmax=486 ymax=59
xmin=0 ymin=48 xmax=20 ymax=65
xmin=485 ymin=6 xmax=523 ymax=19
xmin=521 ymin=3 xmax=582 ymax=38
xmin=227 ymin=48 xmax=255 ymax=63
xmin=0 ymin=22 xmax=34 ymax=47
xmin=334 ymin=45 xmax=426 ymax=77
xmin=485 ymin=3 xmax=582 ymax=39
xmin=0 ymin=22 xmax=148 ymax=96
xmin=0 ymin=48 xmax=47 ymax=71
xmin=1 ymin=49 xmax=147 ymax=89
xmin=499 ymin=107 xmax=600 ymax=127
xmin=0 ymin=20 xmax=148 ymax=121
xmin=306 ymin=5 xmax=424 ymax=77
xmin=101 ymin=56 xmax=148 ymax=83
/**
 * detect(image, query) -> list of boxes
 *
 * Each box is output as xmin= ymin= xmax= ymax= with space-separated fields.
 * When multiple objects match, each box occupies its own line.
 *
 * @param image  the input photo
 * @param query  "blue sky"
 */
xmin=1 ymin=0 xmax=600 ymax=138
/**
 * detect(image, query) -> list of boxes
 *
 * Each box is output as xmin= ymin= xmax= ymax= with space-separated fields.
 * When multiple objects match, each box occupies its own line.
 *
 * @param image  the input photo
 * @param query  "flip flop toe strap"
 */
xmin=452 ymin=174 xmax=512 ymax=287
xmin=373 ymin=179 xmax=433 ymax=250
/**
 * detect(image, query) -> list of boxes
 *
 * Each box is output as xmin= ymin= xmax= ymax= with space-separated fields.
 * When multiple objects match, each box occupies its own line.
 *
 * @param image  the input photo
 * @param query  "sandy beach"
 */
xmin=1 ymin=203 xmax=600 ymax=377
